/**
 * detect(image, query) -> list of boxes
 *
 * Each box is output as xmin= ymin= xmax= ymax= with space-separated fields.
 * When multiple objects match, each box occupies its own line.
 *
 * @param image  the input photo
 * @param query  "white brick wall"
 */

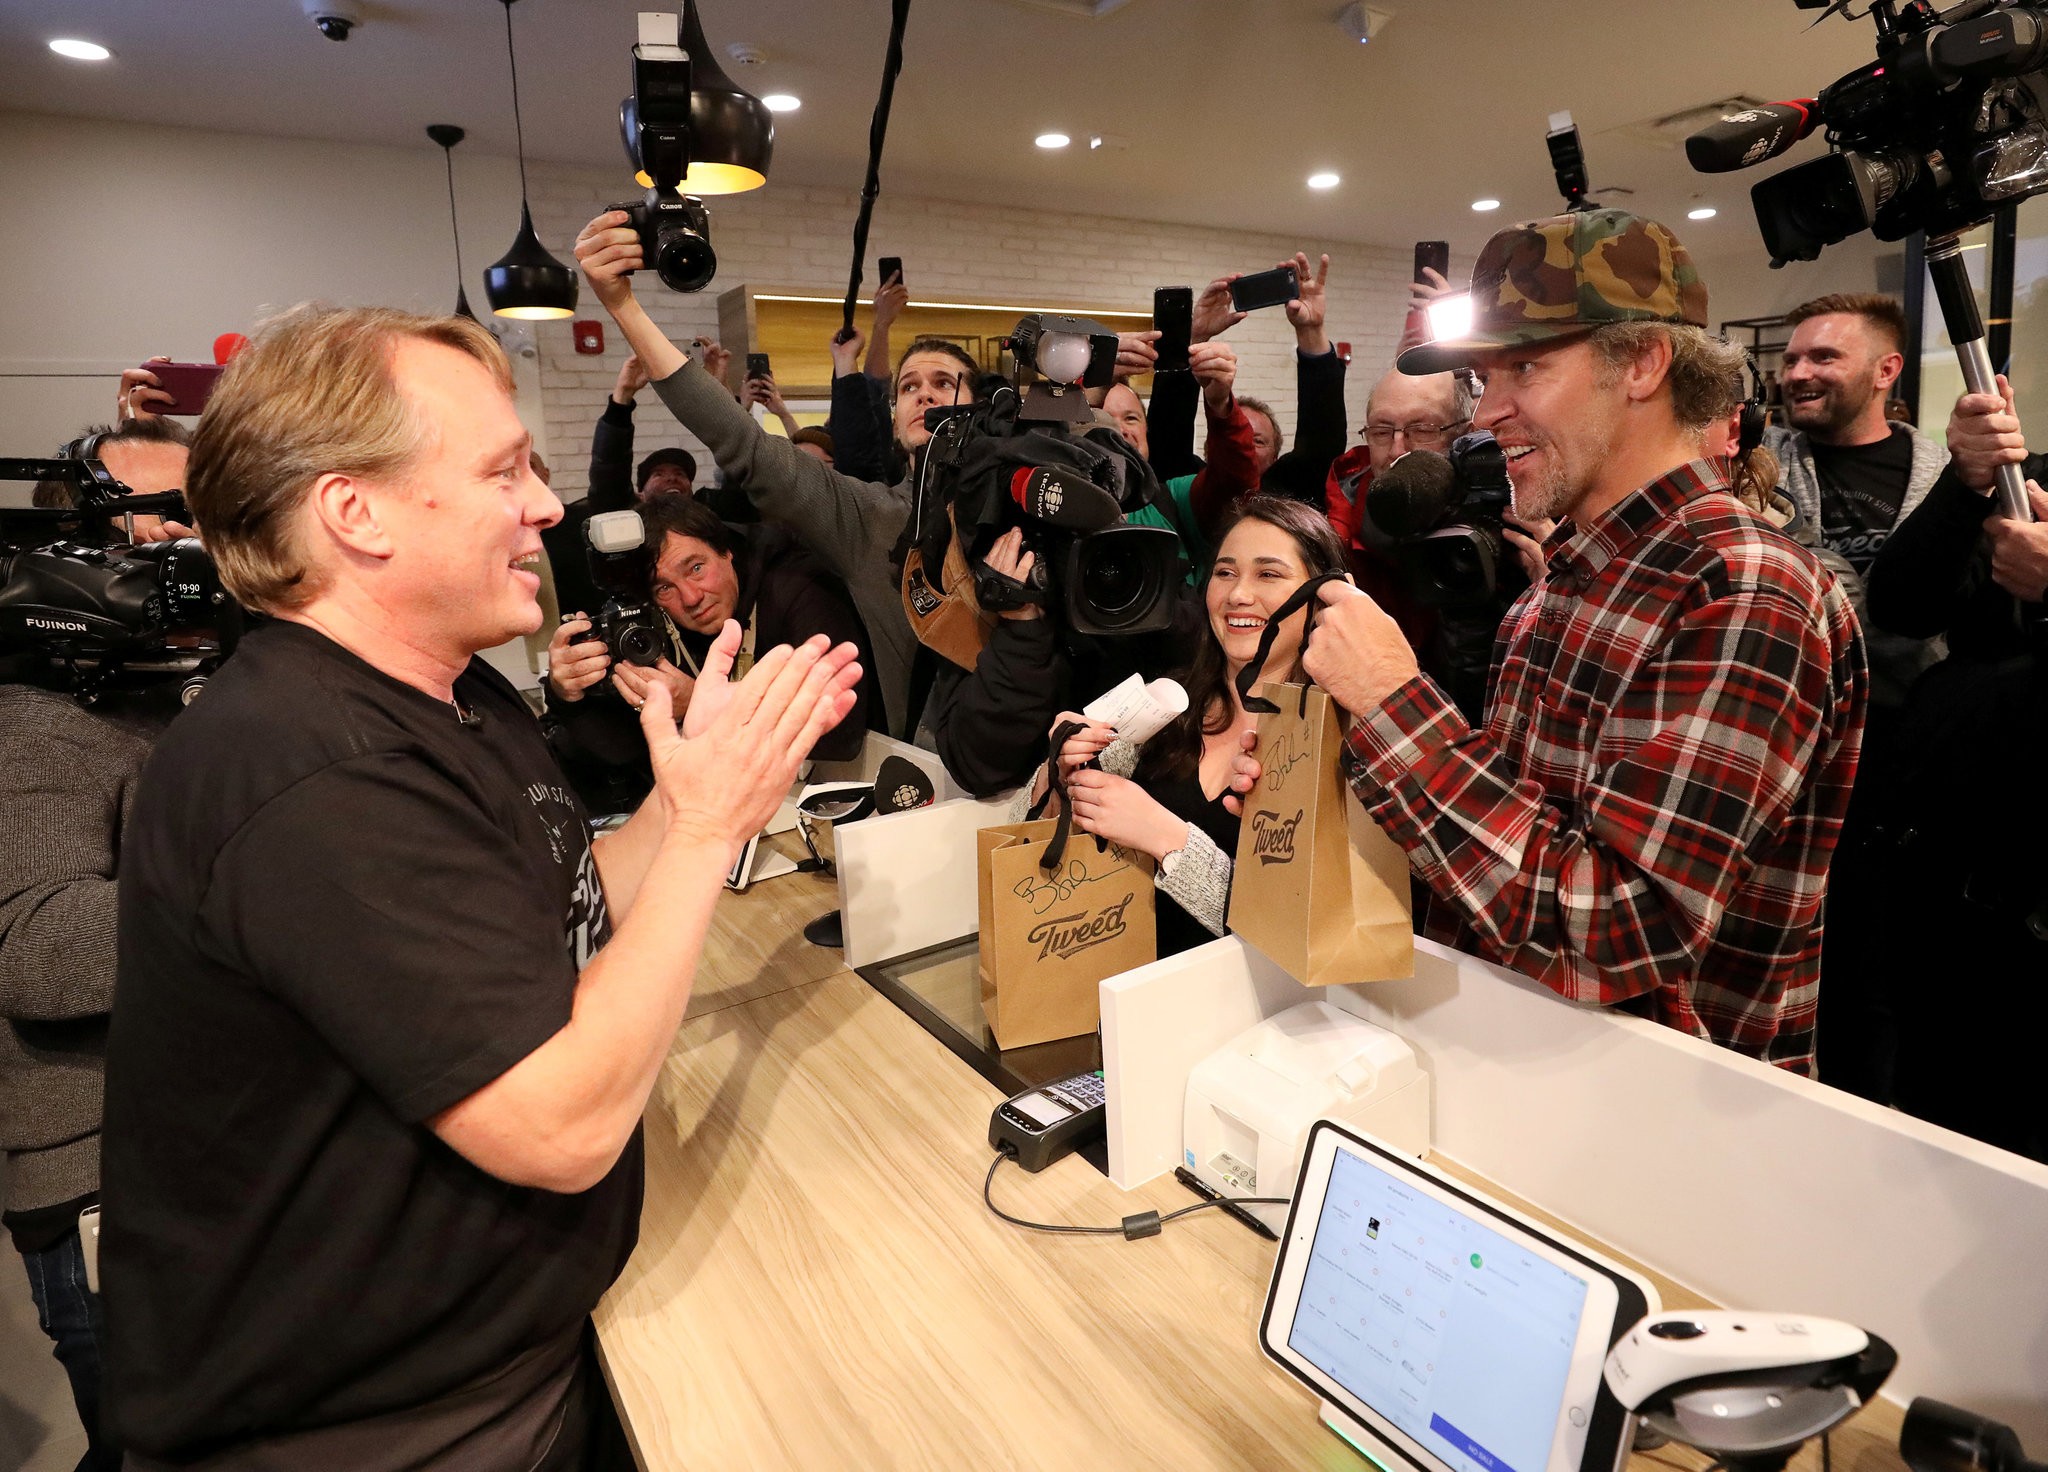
xmin=524 ymin=161 xmax=1416 ymax=500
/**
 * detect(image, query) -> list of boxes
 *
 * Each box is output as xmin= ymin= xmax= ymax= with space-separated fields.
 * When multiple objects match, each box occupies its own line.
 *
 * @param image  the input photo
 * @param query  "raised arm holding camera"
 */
xmin=576 ymin=208 xmax=965 ymax=742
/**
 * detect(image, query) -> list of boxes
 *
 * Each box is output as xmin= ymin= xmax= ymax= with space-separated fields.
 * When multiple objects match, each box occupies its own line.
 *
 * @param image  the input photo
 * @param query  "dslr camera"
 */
xmin=608 ymin=8 xmax=764 ymax=295
xmin=610 ymin=191 xmax=715 ymax=295
xmin=1689 ymin=0 xmax=2048 ymax=264
xmin=1365 ymin=430 xmax=1520 ymax=608
xmin=0 ymin=455 xmax=236 ymax=702
xmin=583 ymin=510 xmax=664 ymax=669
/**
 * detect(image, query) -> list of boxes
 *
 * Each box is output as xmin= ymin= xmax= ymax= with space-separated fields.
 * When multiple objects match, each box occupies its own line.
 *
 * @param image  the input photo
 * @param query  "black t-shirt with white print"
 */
xmin=1812 ymin=423 xmax=1917 ymax=574
xmin=101 ymin=619 xmax=639 ymax=1468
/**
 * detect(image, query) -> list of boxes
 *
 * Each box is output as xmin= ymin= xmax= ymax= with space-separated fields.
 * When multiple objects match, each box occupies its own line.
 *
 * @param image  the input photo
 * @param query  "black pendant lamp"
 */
xmin=629 ymin=0 xmax=774 ymax=195
xmin=426 ymin=125 xmax=479 ymax=320
xmin=484 ymin=0 xmax=577 ymax=320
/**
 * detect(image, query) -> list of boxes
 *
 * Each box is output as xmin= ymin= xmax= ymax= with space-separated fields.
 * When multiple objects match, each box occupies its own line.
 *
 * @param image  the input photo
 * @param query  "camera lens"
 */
xmin=1076 ymin=533 xmax=1165 ymax=629
xmin=654 ymin=227 xmax=717 ymax=294
xmin=616 ymin=620 xmax=664 ymax=667
xmin=155 ymin=539 xmax=221 ymax=625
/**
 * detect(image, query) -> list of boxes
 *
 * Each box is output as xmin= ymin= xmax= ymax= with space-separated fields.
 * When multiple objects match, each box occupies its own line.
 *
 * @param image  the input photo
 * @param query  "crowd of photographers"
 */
xmin=6 ymin=199 xmax=2048 ymax=1465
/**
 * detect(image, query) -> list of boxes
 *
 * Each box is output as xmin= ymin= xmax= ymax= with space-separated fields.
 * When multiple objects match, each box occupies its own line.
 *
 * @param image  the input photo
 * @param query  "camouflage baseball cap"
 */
xmin=1398 ymin=208 xmax=1710 ymax=375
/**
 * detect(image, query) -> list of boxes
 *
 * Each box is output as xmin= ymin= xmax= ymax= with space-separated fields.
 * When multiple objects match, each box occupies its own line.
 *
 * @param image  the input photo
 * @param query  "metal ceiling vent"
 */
xmin=1002 ymin=0 xmax=1136 ymax=16
xmin=1612 ymin=95 xmax=1772 ymax=150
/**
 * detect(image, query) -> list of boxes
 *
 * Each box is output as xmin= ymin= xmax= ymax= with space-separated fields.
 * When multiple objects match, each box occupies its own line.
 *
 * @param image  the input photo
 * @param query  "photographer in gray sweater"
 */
xmin=2 ymin=677 xmax=179 ymax=1471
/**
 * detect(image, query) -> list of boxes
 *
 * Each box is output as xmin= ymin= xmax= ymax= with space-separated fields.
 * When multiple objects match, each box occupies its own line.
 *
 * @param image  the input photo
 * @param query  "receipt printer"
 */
xmin=1183 ymin=1001 xmax=1428 ymax=1230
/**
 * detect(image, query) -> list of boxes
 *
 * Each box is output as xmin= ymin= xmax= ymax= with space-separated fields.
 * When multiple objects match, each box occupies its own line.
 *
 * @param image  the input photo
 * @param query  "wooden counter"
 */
xmin=595 ymin=871 xmax=1907 ymax=1472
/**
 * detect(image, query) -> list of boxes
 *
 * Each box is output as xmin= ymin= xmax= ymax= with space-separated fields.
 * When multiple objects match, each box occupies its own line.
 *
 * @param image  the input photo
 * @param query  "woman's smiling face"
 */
xmin=1207 ymin=516 xmax=1312 ymax=671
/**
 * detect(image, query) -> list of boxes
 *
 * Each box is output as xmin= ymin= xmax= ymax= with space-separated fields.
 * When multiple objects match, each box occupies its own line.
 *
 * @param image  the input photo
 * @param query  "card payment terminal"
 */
xmin=988 ymin=1070 xmax=1107 ymax=1172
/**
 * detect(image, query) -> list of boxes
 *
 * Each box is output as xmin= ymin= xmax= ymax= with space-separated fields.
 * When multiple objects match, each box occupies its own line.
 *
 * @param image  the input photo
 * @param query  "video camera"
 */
xmin=0 ymin=455 xmax=236 ymax=703
xmin=904 ymin=323 xmax=1180 ymax=660
xmin=1689 ymin=0 xmax=2048 ymax=265
xmin=583 ymin=509 xmax=665 ymax=669
xmin=1365 ymin=431 xmax=1522 ymax=608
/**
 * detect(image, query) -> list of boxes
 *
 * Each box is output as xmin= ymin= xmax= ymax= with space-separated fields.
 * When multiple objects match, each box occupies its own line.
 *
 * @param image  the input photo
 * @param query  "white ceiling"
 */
xmin=0 ymin=0 xmax=1882 ymax=255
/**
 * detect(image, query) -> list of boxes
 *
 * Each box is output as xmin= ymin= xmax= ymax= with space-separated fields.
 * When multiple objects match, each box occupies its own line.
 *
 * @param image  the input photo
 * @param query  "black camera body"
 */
xmin=0 ymin=538 xmax=221 ymax=653
xmin=0 ymin=457 xmax=238 ymax=703
xmin=1366 ymin=431 xmax=1520 ymax=608
xmin=589 ymin=601 xmax=664 ymax=668
xmin=583 ymin=510 xmax=664 ymax=668
xmin=609 ymin=188 xmax=716 ymax=295
xmin=1704 ymin=1 xmax=2048 ymax=263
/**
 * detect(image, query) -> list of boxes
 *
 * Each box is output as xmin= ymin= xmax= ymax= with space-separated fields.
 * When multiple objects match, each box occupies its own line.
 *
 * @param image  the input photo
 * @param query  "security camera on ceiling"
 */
xmin=1338 ymin=2 xmax=1392 ymax=44
xmin=301 ymin=0 xmax=363 ymax=42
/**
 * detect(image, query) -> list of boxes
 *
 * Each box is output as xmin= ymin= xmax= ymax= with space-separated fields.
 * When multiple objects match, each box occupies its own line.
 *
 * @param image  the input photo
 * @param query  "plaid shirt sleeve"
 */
xmin=1341 ymin=585 xmax=1843 ymax=1007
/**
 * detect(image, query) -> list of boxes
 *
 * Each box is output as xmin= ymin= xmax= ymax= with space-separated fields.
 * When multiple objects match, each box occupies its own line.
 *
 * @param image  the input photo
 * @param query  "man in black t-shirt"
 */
xmin=1767 ymin=293 xmax=1948 ymax=602
xmin=99 ymin=305 xmax=860 ymax=1471
xmin=1763 ymin=293 xmax=1949 ymax=1103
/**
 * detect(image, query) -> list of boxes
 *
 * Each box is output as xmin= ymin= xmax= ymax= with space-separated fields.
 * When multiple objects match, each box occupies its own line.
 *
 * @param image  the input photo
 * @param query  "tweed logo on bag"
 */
xmin=1027 ymin=894 xmax=1137 ymax=961
xmin=1251 ymin=807 xmax=1304 ymax=866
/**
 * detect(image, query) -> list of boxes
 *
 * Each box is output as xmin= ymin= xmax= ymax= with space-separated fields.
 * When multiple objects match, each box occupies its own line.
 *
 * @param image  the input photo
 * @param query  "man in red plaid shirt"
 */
xmin=1243 ymin=210 xmax=1867 ymax=1075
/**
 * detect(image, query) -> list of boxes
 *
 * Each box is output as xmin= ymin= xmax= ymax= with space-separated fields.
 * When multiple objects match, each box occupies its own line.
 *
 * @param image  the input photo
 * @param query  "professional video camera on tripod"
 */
xmin=0 ymin=455 xmax=238 ymax=704
xmin=1688 ymin=0 xmax=2048 ymax=522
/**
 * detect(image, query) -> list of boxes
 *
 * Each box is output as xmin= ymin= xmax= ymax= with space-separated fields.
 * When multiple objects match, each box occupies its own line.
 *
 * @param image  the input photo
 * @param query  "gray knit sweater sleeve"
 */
xmin=1157 ymin=824 xmax=1232 ymax=937
xmin=0 ymin=689 xmax=143 ymax=1022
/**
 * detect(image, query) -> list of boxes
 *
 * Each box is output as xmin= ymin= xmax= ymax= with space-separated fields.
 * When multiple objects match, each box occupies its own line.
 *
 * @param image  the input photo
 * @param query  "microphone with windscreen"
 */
xmin=1010 ymin=465 xmax=1122 ymax=531
xmin=1365 ymin=449 xmax=1459 ymax=540
xmin=874 ymin=754 xmax=937 ymax=814
xmin=1684 ymin=99 xmax=1819 ymax=173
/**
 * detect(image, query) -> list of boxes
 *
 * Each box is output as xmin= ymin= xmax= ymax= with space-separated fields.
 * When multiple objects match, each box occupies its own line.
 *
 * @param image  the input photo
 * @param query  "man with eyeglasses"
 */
xmin=1322 ymin=366 xmax=1546 ymax=719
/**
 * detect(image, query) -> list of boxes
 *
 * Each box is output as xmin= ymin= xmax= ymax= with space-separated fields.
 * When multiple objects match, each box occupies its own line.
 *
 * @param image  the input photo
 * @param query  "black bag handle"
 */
xmin=1233 ymin=572 xmax=1350 ymax=717
xmin=1036 ymin=718 xmax=1108 ymax=873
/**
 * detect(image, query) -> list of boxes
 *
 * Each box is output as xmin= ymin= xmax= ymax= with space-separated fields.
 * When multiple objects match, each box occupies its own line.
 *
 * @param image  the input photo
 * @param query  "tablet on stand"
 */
xmin=1261 ymin=1122 xmax=1657 ymax=1472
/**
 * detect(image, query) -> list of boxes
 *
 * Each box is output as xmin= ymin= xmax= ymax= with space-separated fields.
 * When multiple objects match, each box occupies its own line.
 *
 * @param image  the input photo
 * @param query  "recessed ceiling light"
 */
xmin=1035 ymin=132 xmax=1071 ymax=150
xmin=762 ymin=93 xmax=801 ymax=113
xmin=50 ymin=38 xmax=112 ymax=61
xmin=1471 ymin=198 xmax=1502 ymax=213
xmin=1307 ymin=172 xmax=1341 ymax=190
xmin=1688 ymin=206 xmax=1718 ymax=221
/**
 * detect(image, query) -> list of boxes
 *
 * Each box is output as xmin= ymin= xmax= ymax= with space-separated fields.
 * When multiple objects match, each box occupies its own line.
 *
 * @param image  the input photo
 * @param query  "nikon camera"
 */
xmin=583 ymin=510 xmax=663 ymax=668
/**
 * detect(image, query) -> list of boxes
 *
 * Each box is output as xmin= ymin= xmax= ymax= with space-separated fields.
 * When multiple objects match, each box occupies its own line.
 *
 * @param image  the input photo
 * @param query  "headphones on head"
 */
xmin=1735 ymin=350 xmax=1768 ymax=458
xmin=58 ymin=428 xmax=115 ymax=463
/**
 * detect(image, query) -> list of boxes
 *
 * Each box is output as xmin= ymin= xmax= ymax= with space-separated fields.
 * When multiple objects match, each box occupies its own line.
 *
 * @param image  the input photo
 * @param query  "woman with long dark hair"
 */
xmin=1038 ymin=496 xmax=1348 ymax=957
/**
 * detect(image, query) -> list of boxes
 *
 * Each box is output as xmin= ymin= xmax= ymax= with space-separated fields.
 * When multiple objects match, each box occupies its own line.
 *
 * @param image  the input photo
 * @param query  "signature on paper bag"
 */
xmin=1012 ymin=851 xmax=1134 ymax=916
xmin=1250 ymin=808 xmax=1304 ymax=866
xmin=1027 ymin=894 xmax=1136 ymax=962
xmin=1261 ymin=733 xmax=1313 ymax=792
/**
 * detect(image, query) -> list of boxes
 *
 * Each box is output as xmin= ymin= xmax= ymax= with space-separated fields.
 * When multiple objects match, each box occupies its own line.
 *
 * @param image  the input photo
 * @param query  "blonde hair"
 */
xmin=186 ymin=304 xmax=512 ymax=612
xmin=1589 ymin=322 xmax=1747 ymax=437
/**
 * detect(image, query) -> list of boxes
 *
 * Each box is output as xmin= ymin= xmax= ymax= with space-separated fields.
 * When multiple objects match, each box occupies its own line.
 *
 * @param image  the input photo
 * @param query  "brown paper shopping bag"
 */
xmin=1225 ymin=574 xmax=1414 ymax=987
xmin=976 ymin=743 xmax=1157 ymax=1047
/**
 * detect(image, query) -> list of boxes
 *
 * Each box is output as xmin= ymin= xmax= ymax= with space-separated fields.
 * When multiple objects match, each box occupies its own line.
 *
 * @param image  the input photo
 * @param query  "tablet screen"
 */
xmin=1283 ymin=1147 xmax=1599 ymax=1472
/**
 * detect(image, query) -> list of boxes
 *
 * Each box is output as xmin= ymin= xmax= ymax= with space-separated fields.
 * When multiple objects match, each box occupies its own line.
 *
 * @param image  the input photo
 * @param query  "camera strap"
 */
xmin=1234 ymin=572 xmax=1350 ymax=720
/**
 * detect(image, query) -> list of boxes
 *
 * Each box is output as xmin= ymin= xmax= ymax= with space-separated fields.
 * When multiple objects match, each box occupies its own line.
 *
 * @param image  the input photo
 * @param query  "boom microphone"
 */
xmin=1685 ymin=99 xmax=1819 ymax=173
xmin=1010 ymin=465 xmax=1121 ymax=531
xmin=1365 ymin=449 xmax=1458 ymax=539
